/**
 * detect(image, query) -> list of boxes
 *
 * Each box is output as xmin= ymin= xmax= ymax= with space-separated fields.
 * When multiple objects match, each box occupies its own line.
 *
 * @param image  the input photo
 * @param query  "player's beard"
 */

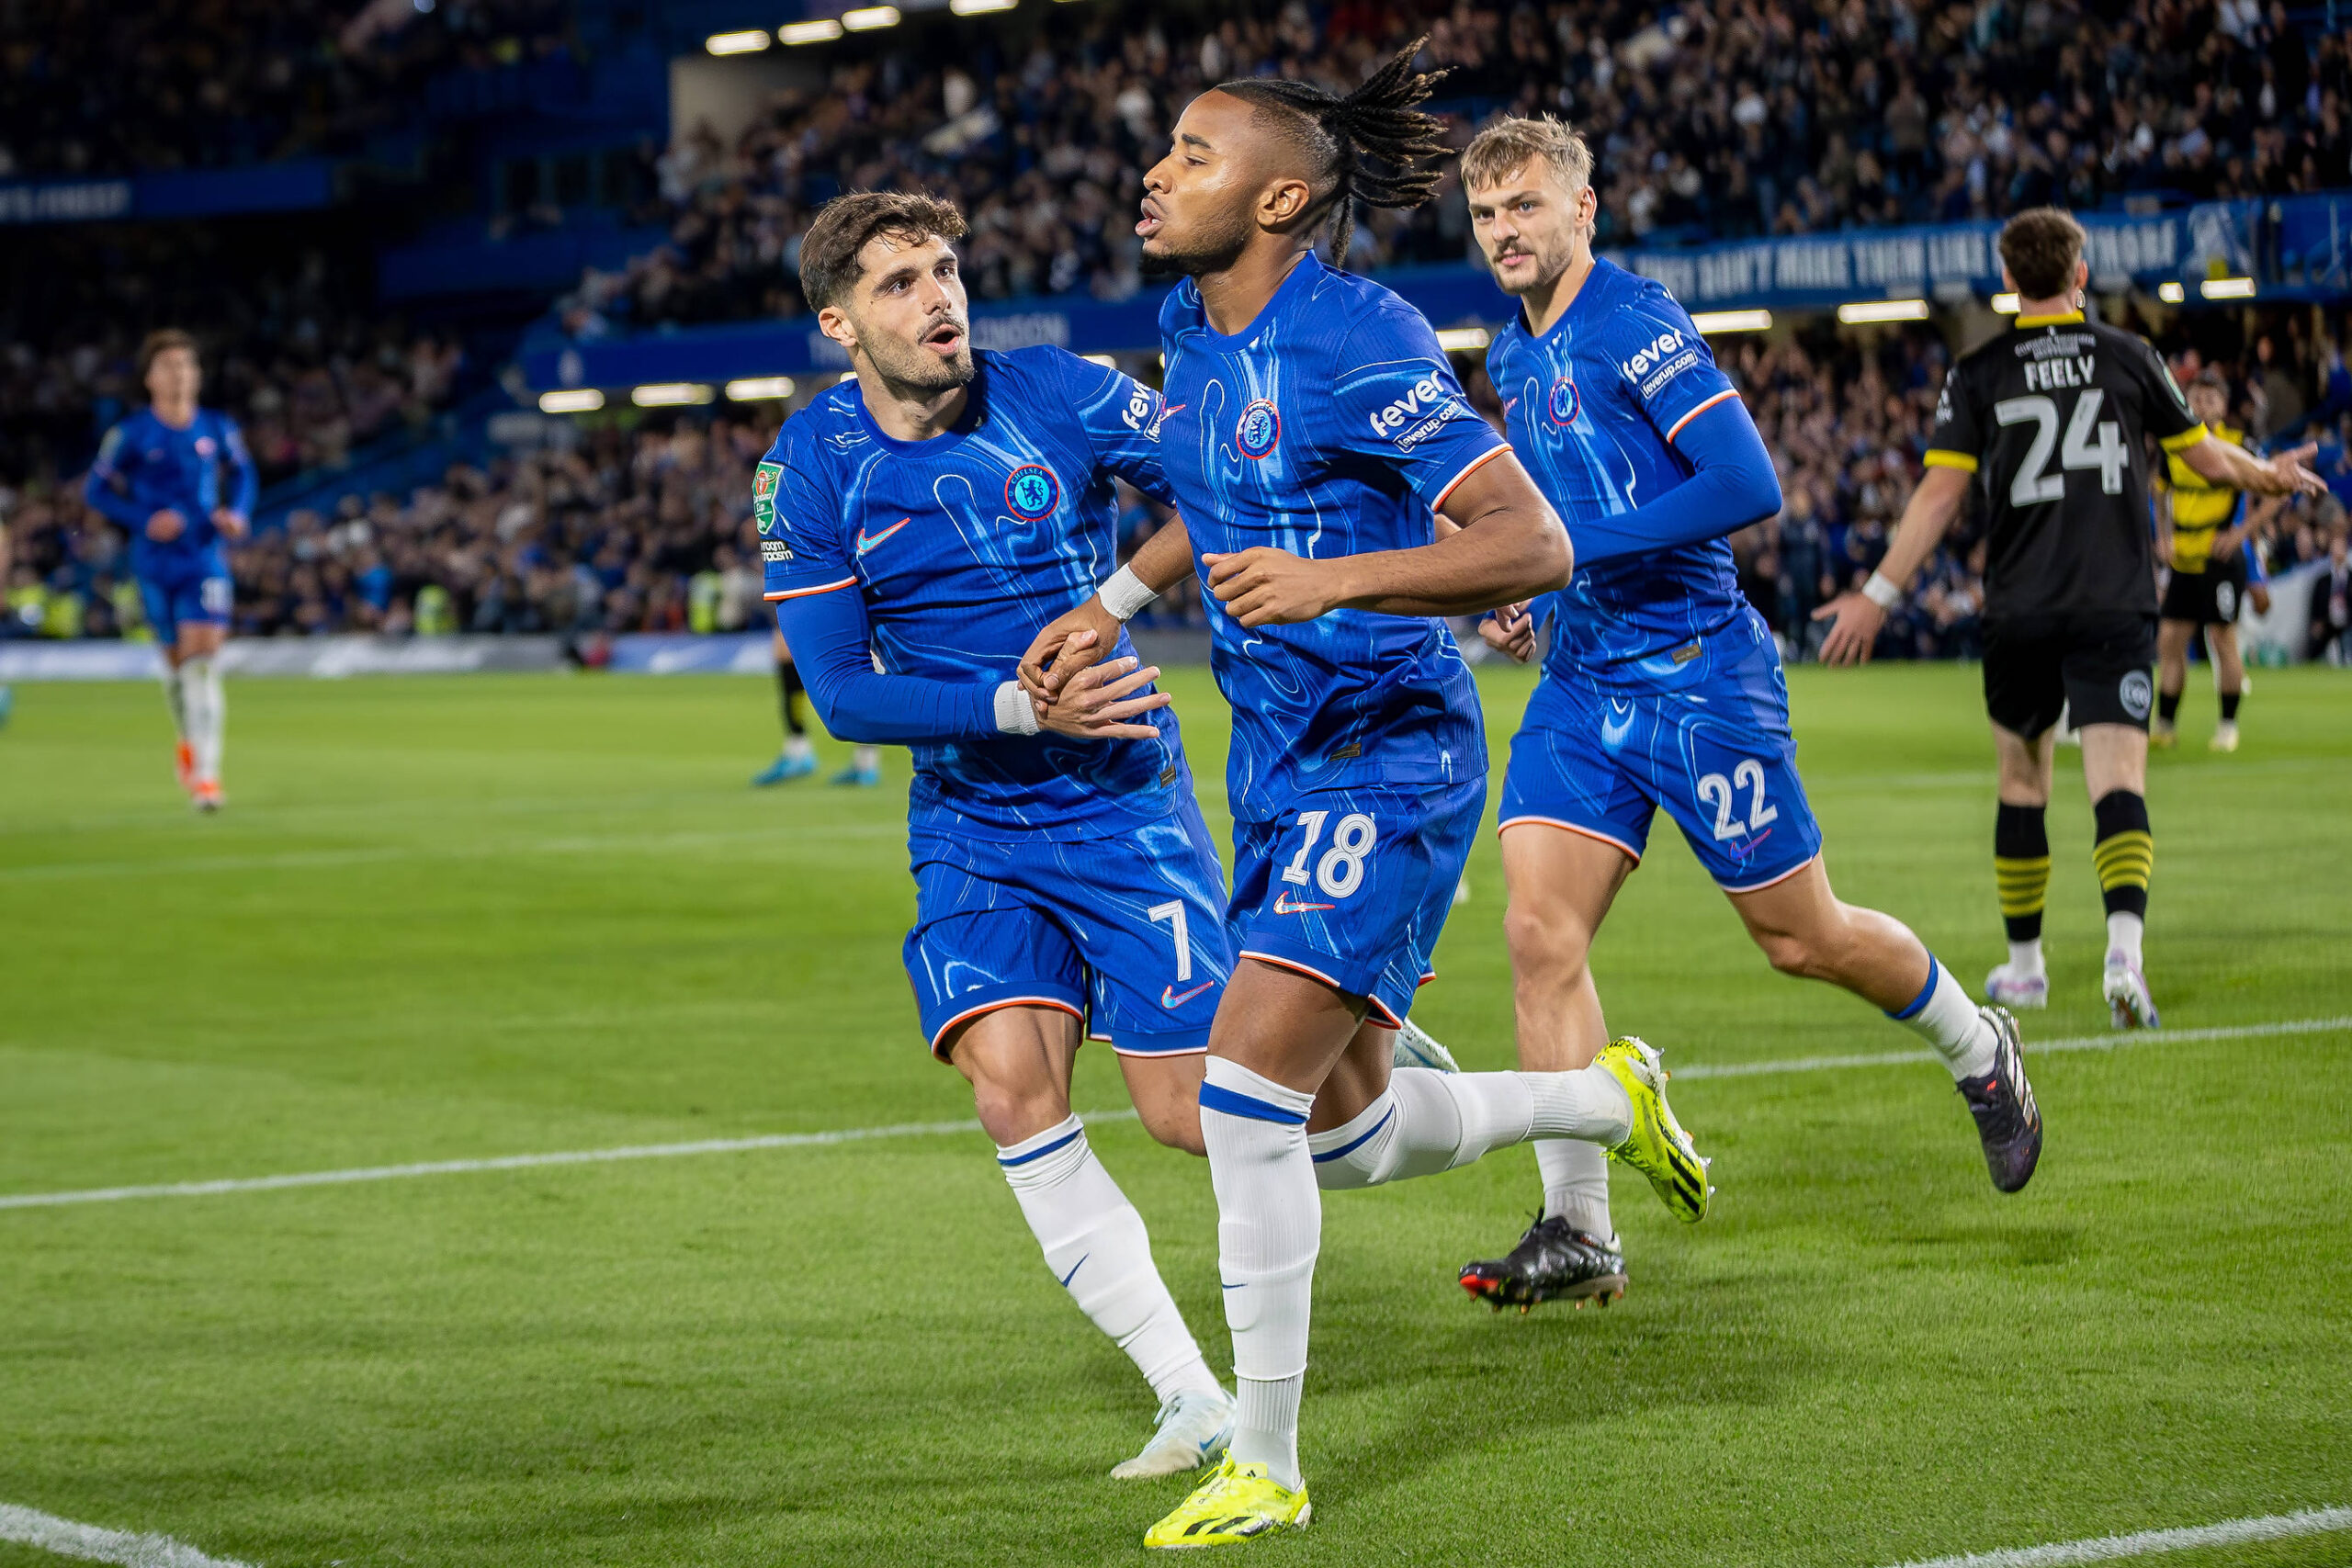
xmin=862 ymin=314 xmax=976 ymax=398
xmin=1491 ymin=230 xmax=1577 ymax=299
xmin=1140 ymin=201 xmax=1255 ymax=280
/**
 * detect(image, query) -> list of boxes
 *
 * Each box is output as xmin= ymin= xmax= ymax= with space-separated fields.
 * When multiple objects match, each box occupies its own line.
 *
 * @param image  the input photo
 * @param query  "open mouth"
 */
xmin=1136 ymin=198 xmax=1163 ymax=240
xmin=922 ymin=321 xmax=966 ymax=355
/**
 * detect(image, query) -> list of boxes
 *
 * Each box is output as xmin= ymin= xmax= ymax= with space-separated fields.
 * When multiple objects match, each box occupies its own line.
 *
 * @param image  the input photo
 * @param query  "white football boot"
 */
xmin=1984 ymin=963 xmax=2050 ymax=1010
xmin=1390 ymin=1016 xmax=1461 ymax=1073
xmin=1111 ymin=1385 xmax=1234 ymax=1480
xmin=2103 ymin=951 xmax=2160 ymax=1030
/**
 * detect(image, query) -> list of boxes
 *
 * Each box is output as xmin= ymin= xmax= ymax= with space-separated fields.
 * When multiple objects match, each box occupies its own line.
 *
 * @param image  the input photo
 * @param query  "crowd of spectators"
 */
xmin=0 ymin=0 xmax=572 ymax=179
xmin=553 ymin=0 xmax=2352 ymax=338
xmin=12 ymin=302 xmax=2347 ymax=660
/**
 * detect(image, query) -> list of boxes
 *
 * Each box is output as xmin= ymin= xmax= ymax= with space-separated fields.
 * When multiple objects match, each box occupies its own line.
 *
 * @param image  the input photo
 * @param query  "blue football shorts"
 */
xmin=1227 ymin=777 xmax=1485 ymax=1028
xmin=138 ymin=563 xmax=232 ymax=645
xmin=1500 ymin=624 xmax=1824 ymax=893
xmin=904 ymin=797 xmax=1234 ymax=1060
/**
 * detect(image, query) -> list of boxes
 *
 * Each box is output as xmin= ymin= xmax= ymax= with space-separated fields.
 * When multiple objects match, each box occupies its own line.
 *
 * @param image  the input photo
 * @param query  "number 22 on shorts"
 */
xmin=1696 ymin=758 xmax=1779 ymax=841
xmin=1280 ymin=808 xmax=1378 ymax=898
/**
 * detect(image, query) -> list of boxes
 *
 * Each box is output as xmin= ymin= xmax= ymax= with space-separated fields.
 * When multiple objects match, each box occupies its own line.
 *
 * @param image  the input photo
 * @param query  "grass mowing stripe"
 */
xmin=1672 ymin=1013 xmax=2352 ymax=1080
xmin=1887 ymin=1504 xmax=2352 ymax=1567
xmin=0 ymin=1503 xmax=257 ymax=1568
xmin=5 ymin=1018 xmax=2343 ymax=1213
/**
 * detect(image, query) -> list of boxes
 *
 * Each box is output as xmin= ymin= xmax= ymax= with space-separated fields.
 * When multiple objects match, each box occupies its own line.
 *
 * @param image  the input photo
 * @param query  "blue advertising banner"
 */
xmin=0 ymin=160 xmax=337 ymax=227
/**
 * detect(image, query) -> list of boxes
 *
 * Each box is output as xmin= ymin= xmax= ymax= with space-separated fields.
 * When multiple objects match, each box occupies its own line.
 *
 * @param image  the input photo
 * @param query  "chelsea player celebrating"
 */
xmin=1452 ymin=118 xmax=2041 ymax=1316
xmin=755 ymin=193 xmax=1238 ymax=1481
xmin=84 ymin=329 xmax=254 ymax=811
xmin=1029 ymin=51 xmax=1713 ymax=1550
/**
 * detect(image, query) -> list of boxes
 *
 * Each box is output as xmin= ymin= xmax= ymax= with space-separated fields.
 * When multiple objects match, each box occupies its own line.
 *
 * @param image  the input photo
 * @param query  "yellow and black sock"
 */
xmin=2091 ymin=790 xmax=2153 ymax=919
xmin=2220 ymin=689 xmax=2241 ymax=722
xmin=1994 ymin=803 xmax=2051 ymax=942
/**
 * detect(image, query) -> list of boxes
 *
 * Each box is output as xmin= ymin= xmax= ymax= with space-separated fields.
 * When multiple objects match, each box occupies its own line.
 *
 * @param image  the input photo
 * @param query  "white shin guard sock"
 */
xmin=997 ymin=1115 xmax=1219 ymax=1406
xmin=1305 ymin=1067 xmax=1627 ymax=1192
xmin=181 ymin=656 xmax=223 ymax=781
xmin=1889 ymin=953 xmax=1998 ymax=1079
xmin=1534 ymin=1139 xmax=1613 ymax=1238
xmin=160 ymin=668 xmax=189 ymax=741
xmin=1199 ymin=1058 xmax=1319 ymax=1491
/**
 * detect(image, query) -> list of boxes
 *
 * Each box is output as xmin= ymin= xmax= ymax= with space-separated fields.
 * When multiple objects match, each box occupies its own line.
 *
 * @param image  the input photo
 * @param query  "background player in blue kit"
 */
xmin=1026 ymin=51 xmax=1712 ymax=1550
xmin=83 ymin=329 xmax=254 ymax=811
xmin=1451 ymin=118 xmax=2041 ymax=1314
xmin=754 ymin=192 xmax=1240 ymax=1481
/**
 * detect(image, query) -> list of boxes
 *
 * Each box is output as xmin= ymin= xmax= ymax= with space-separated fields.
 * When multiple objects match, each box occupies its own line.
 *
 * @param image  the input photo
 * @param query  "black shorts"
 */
xmin=2159 ymin=559 xmax=2249 ymax=626
xmin=1983 ymin=615 xmax=2158 ymax=739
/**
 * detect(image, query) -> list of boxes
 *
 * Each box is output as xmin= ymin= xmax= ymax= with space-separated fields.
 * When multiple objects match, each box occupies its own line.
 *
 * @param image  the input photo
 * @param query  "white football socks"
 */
xmin=2107 ymin=912 xmax=2144 ymax=969
xmin=853 ymin=744 xmax=880 ymax=772
xmin=180 ymin=656 xmax=224 ymax=782
xmin=1889 ymin=953 xmax=1998 ymax=1079
xmin=1535 ymin=1138 xmax=1614 ymax=1239
xmin=2007 ymin=938 xmax=2046 ymax=978
xmin=1303 ymin=1067 xmax=1632 ymax=1192
xmin=996 ymin=1114 xmax=1220 ymax=1407
xmin=1199 ymin=1057 xmax=1318 ymax=1492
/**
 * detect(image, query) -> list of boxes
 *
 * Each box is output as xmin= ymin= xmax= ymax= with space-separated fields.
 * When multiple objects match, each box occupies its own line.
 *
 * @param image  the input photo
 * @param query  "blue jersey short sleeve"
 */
xmin=1057 ymin=350 xmax=1179 ymax=506
xmin=755 ymin=449 xmax=857 ymax=602
xmin=1329 ymin=305 xmax=1511 ymax=512
xmin=1609 ymin=285 xmax=1741 ymax=446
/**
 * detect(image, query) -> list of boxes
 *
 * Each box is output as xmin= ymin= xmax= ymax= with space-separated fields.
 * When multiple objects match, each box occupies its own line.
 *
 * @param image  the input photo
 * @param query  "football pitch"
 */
xmin=2 ymin=663 xmax=2346 ymax=1568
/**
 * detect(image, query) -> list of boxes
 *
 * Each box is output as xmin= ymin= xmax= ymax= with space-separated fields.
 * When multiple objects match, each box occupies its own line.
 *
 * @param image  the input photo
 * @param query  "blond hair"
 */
xmin=1460 ymin=115 xmax=1593 ymax=197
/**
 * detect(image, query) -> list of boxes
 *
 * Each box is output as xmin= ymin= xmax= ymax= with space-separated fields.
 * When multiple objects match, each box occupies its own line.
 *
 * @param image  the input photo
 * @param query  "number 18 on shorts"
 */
xmin=1227 ymin=780 xmax=1486 ymax=1028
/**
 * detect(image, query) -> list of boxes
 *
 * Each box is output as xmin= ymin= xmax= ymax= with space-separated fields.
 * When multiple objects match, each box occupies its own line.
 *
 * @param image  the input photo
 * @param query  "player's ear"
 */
xmin=2073 ymin=256 xmax=2090 ymax=296
xmin=817 ymin=303 xmax=858 ymax=356
xmin=1258 ymin=175 xmax=1315 ymax=234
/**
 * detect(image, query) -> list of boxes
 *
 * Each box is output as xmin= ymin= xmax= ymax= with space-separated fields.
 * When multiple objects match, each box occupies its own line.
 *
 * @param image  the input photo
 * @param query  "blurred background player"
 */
xmin=750 ymin=629 xmax=880 ymax=786
xmin=82 ymin=330 xmax=254 ymax=811
xmin=757 ymin=192 xmax=1238 ymax=1481
xmin=1817 ymin=209 xmax=2324 ymax=1029
xmin=1453 ymin=117 xmax=2038 ymax=1318
xmin=1033 ymin=50 xmax=1713 ymax=1549
xmin=2154 ymin=373 xmax=2268 ymax=752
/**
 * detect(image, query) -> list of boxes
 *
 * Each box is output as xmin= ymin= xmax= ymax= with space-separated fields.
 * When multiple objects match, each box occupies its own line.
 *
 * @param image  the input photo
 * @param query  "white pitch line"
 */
xmin=1672 ymin=1013 xmax=2352 ymax=1080
xmin=1886 ymin=1503 xmax=2352 ymax=1568
xmin=2 ymin=1017 xmax=2343 ymax=1214
xmin=0 ymin=1502 xmax=257 ymax=1568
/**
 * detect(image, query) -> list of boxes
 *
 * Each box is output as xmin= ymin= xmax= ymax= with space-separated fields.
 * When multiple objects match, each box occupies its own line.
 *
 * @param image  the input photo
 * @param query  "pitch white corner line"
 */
xmin=1672 ymin=1013 xmax=2352 ymax=1081
xmin=0 ymin=1502 xmax=258 ymax=1568
xmin=2 ymin=1016 xmax=2344 ymax=1213
xmin=1884 ymin=1503 xmax=2352 ymax=1568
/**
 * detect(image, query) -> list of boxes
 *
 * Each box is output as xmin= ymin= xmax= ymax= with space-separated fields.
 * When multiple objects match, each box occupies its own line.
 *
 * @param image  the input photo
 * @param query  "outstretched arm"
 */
xmin=1810 ymin=464 xmax=1972 ymax=665
xmin=2178 ymin=435 xmax=2327 ymax=498
xmin=1204 ymin=452 xmax=1572 ymax=625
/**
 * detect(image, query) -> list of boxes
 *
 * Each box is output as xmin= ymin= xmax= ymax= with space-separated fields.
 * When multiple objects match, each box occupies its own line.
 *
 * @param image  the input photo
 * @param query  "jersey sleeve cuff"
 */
xmin=1921 ymin=449 xmax=1979 ymax=473
xmin=1664 ymin=389 xmax=1741 ymax=444
xmin=1430 ymin=443 xmax=1510 ymax=513
xmin=763 ymin=576 xmax=857 ymax=603
xmin=2159 ymin=423 xmax=2211 ymax=454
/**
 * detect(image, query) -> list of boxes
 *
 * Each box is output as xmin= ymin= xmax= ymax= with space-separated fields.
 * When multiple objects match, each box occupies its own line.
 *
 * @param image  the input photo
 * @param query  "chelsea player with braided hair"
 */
xmin=1446 ymin=116 xmax=2041 ymax=1320
xmin=1027 ymin=47 xmax=1713 ymax=1550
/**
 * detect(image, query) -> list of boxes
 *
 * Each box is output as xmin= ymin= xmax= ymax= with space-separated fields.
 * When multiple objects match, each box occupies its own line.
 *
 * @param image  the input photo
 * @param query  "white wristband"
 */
xmin=1099 ymin=564 xmax=1159 ymax=621
xmin=992 ymin=680 xmax=1041 ymax=737
xmin=1861 ymin=570 xmax=1904 ymax=611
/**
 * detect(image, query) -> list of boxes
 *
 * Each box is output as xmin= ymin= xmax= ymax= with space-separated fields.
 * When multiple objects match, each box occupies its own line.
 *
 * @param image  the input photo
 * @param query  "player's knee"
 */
xmin=1754 ymin=925 xmax=1827 ymax=979
xmin=967 ymin=1072 xmax=1067 ymax=1145
xmin=1136 ymin=1096 xmax=1204 ymax=1157
xmin=1503 ymin=898 xmax=1591 ymax=980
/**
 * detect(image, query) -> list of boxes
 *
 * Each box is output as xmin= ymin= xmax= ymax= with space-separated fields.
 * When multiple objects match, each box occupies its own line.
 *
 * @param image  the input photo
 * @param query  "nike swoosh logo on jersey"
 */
xmin=1502 ymin=397 xmax=1521 ymax=414
xmin=854 ymin=517 xmax=912 ymax=555
xmin=1161 ymin=980 xmax=1216 ymax=1009
xmin=1272 ymin=891 xmax=1334 ymax=915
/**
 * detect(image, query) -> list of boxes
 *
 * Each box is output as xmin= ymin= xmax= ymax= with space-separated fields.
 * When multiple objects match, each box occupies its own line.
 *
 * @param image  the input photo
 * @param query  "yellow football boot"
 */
xmin=1595 ymin=1036 xmax=1713 ymax=1223
xmin=1145 ymin=1455 xmax=1310 ymax=1550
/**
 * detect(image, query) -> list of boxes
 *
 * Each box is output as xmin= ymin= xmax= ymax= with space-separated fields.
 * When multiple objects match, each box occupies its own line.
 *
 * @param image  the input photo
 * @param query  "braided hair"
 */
xmin=1215 ymin=39 xmax=1451 ymax=271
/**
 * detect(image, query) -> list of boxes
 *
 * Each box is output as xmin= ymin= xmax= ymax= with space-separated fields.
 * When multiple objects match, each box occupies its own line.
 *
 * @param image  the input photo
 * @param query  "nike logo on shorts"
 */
xmin=1161 ymin=980 xmax=1216 ymax=1009
xmin=1272 ymin=891 xmax=1334 ymax=915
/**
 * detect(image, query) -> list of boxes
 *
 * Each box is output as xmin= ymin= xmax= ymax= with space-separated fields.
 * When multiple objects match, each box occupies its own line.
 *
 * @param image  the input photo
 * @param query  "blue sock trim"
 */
xmin=1199 ymin=1079 xmax=1309 ymax=1126
xmin=997 ymin=1125 xmax=1085 ymax=1167
xmin=1310 ymin=1104 xmax=1396 ymax=1164
xmin=1887 ymin=953 xmax=1941 ymax=1021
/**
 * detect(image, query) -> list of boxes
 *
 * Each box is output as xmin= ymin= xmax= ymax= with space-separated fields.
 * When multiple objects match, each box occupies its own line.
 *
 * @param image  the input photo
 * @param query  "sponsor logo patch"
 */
xmin=752 ymin=462 xmax=783 ymax=535
xmin=760 ymin=539 xmax=794 ymax=563
xmin=1365 ymin=375 xmax=1455 ymax=442
xmin=2120 ymin=669 xmax=2154 ymax=720
xmin=1005 ymin=464 xmax=1059 ymax=521
xmin=1236 ymin=399 xmax=1282 ymax=458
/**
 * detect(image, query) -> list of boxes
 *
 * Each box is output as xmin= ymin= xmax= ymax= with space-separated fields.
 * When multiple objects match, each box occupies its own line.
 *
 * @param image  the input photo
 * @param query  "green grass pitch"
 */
xmin=2 ymin=663 xmax=2346 ymax=1567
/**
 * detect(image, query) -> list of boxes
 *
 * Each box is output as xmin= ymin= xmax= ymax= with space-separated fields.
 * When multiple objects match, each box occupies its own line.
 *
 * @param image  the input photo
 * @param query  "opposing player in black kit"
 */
xmin=1816 ymin=209 xmax=2323 ymax=1030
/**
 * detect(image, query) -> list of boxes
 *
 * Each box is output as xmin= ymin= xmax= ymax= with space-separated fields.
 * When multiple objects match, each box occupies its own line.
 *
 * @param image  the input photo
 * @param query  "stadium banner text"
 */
xmin=520 ymin=197 xmax=2352 ymax=392
xmin=0 ymin=160 xmax=337 ymax=226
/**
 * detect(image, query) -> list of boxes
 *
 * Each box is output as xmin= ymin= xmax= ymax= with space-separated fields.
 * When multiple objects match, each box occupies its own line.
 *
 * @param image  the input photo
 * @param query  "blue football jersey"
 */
xmin=84 ymin=407 xmax=256 ymax=579
xmin=1157 ymin=255 xmax=1508 ymax=825
xmin=757 ymin=345 xmax=1189 ymax=842
xmin=1488 ymin=257 xmax=1753 ymax=685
